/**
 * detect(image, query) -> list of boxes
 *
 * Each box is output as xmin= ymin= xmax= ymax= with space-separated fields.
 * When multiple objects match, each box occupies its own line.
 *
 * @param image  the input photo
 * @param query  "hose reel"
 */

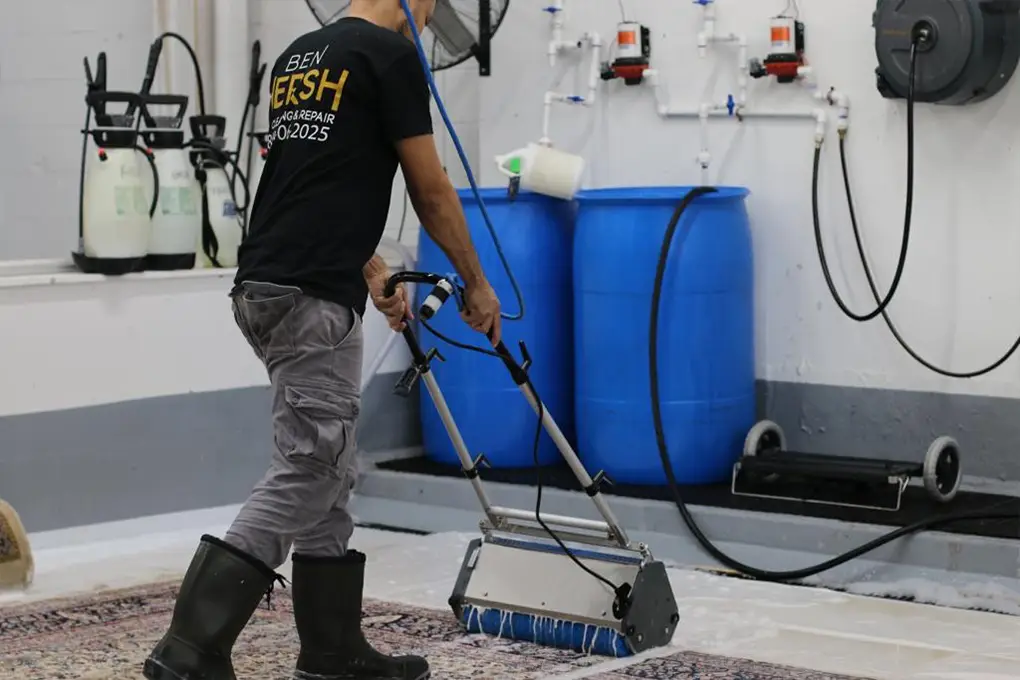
xmin=873 ymin=0 xmax=1020 ymax=104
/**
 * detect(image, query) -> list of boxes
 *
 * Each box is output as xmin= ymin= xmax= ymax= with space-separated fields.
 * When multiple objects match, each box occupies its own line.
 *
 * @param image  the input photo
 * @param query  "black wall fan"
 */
xmin=303 ymin=0 xmax=509 ymax=75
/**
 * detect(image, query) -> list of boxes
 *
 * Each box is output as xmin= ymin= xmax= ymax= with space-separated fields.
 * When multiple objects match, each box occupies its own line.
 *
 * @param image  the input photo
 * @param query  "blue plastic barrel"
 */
xmin=416 ymin=188 xmax=576 ymax=468
xmin=574 ymin=186 xmax=754 ymax=485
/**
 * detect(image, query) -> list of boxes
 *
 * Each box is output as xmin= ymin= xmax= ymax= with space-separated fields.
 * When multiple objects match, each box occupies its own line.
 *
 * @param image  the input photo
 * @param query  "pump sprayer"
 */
xmin=73 ymin=51 xmax=161 ymax=276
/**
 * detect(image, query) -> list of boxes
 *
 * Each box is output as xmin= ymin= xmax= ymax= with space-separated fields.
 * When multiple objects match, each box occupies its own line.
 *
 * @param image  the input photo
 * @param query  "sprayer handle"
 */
xmin=141 ymin=94 xmax=189 ymax=128
xmin=190 ymin=115 xmax=227 ymax=141
xmin=86 ymin=91 xmax=143 ymax=110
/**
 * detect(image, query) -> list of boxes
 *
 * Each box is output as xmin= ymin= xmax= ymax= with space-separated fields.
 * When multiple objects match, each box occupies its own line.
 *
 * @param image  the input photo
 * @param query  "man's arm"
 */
xmin=396 ymin=136 xmax=484 ymax=287
xmin=363 ymin=253 xmax=388 ymax=282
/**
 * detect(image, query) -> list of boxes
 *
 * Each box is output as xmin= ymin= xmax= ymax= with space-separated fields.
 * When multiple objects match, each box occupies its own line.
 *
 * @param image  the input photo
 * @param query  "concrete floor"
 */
xmin=2 ymin=504 xmax=1018 ymax=680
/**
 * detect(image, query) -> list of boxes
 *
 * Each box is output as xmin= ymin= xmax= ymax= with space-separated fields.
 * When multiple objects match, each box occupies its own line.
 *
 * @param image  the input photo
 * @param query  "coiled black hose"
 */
xmin=651 ymin=188 xmax=1015 ymax=582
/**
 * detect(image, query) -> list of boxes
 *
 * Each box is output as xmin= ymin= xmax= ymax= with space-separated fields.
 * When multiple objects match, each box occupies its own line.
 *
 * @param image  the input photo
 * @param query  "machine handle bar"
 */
xmin=384 ymin=271 xmax=526 ymax=382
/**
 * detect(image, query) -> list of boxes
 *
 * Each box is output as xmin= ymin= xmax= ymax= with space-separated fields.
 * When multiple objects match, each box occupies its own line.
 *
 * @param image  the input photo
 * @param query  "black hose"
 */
xmin=156 ymin=32 xmax=207 ymax=116
xmin=78 ymin=107 xmax=92 ymax=240
xmin=812 ymin=42 xmax=919 ymax=322
xmin=651 ymin=188 xmax=1016 ymax=582
xmin=134 ymin=144 xmax=161 ymax=218
xmin=827 ymin=137 xmax=1020 ymax=377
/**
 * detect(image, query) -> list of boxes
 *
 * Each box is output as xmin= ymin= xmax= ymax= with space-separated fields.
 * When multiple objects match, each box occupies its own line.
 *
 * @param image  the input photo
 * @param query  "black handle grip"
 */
xmin=86 ymin=90 xmax=143 ymax=109
xmin=190 ymin=114 xmax=227 ymax=140
xmin=96 ymin=52 xmax=107 ymax=90
xmin=130 ymin=39 xmax=165 ymax=117
xmin=142 ymin=94 xmax=189 ymax=127
xmin=384 ymin=271 xmax=443 ymax=298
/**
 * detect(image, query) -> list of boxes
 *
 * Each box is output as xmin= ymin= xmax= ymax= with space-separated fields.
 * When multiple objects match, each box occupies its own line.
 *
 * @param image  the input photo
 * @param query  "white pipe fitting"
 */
xmin=548 ymin=0 xmax=565 ymax=67
xmin=828 ymin=89 xmax=851 ymax=134
xmin=736 ymin=35 xmax=749 ymax=107
xmin=584 ymin=32 xmax=602 ymax=105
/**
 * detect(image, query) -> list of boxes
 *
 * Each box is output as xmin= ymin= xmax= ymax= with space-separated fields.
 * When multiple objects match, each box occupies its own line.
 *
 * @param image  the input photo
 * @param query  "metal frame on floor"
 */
xmin=350 ymin=453 xmax=1020 ymax=611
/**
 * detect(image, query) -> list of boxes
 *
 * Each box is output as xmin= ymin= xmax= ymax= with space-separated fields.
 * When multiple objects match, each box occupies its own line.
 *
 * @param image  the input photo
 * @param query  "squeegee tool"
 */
xmin=385 ymin=272 xmax=679 ymax=657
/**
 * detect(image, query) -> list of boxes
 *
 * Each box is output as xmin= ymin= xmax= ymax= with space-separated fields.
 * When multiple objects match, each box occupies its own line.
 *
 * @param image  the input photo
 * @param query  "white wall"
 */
xmin=478 ymin=0 xmax=1020 ymax=400
xmin=7 ymin=0 xmax=1020 ymax=421
xmin=0 ymin=269 xmax=409 ymax=418
xmin=0 ymin=0 xmax=481 ymax=260
xmin=0 ymin=0 xmax=479 ymax=422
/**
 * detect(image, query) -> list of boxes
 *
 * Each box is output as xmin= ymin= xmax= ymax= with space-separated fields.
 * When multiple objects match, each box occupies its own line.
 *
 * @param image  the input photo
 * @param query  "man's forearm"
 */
xmin=414 ymin=185 xmax=485 ymax=286
xmin=363 ymin=254 xmax=388 ymax=281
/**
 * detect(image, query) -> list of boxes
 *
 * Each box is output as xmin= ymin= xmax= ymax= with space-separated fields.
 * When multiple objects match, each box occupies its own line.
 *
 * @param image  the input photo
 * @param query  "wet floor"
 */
xmin=2 ymin=504 xmax=1018 ymax=680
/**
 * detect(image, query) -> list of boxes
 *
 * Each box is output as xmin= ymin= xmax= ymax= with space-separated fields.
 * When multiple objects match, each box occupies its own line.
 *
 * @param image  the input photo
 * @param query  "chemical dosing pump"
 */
xmin=749 ymin=14 xmax=805 ymax=83
xmin=601 ymin=22 xmax=651 ymax=85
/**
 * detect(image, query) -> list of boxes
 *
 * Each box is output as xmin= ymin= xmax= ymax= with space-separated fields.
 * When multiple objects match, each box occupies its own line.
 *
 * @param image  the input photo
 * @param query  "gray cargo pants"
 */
xmin=223 ymin=281 xmax=364 ymax=569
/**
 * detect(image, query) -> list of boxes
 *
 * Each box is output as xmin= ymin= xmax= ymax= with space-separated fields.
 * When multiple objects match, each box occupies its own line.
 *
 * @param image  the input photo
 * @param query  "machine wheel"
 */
xmin=923 ymin=436 xmax=962 ymax=503
xmin=743 ymin=420 xmax=786 ymax=458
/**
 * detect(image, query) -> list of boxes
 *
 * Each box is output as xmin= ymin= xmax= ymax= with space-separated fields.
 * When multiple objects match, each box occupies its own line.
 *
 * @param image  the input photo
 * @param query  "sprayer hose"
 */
xmin=157 ymin=32 xmax=207 ymax=116
xmin=651 ymin=189 xmax=1015 ymax=582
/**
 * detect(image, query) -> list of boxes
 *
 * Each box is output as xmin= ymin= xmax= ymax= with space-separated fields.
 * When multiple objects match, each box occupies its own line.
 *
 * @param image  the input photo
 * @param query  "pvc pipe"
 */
xmin=698 ymin=103 xmax=711 ymax=183
xmin=736 ymin=35 xmax=749 ymax=107
xmin=548 ymin=0 xmax=578 ymax=67
xmin=821 ymin=88 xmax=852 ymax=134
xmin=539 ymin=32 xmax=601 ymax=146
xmin=584 ymin=32 xmax=602 ymax=105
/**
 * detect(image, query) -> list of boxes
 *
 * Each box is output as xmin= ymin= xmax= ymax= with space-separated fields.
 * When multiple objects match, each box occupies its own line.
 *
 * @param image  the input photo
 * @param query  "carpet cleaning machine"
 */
xmin=393 ymin=0 xmax=1019 ymax=656
xmin=385 ymin=272 xmax=678 ymax=657
xmin=391 ymin=0 xmax=680 ymax=658
xmin=74 ymin=33 xmax=267 ymax=274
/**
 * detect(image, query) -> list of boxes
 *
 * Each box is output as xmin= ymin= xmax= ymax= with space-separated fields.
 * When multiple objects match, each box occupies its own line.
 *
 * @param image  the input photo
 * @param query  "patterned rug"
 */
xmin=0 ymin=499 xmax=32 ymax=589
xmin=0 ymin=582 xmax=873 ymax=680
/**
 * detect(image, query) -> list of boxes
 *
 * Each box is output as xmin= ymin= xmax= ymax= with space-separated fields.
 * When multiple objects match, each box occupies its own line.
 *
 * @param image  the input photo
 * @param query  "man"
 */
xmin=142 ymin=2 xmax=501 ymax=679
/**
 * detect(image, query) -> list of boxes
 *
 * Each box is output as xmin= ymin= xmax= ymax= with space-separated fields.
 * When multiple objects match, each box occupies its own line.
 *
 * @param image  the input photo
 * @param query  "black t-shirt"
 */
xmin=235 ymin=17 xmax=433 ymax=317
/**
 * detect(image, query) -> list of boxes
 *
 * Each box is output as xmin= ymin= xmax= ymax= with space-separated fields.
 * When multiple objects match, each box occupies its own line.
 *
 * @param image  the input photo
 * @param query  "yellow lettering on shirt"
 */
xmin=316 ymin=69 xmax=349 ymax=112
xmin=298 ymin=69 xmax=319 ymax=101
xmin=271 ymin=68 xmax=350 ymax=113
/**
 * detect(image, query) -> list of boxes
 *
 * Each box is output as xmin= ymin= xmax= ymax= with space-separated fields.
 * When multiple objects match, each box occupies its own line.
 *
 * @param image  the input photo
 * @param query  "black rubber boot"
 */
xmin=292 ymin=551 xmax=430 ymax=680
xmin=143 ymin=534 xmax=282 ymax=680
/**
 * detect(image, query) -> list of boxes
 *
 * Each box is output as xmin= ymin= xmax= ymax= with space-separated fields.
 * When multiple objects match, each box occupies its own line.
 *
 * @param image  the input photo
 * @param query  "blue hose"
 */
xmin=398 ymin=0 xmax=525 ymax=321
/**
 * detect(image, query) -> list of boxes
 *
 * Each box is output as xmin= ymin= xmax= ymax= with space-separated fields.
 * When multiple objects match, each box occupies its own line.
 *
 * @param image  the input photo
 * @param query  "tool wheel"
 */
xmin=923 ymin=436 xmax=962 ymax=503
xmin=743 ymin=420 xmax=786 ymax=458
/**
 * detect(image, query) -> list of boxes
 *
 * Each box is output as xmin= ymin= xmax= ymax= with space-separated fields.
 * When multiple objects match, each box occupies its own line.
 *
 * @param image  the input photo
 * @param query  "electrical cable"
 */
xmin=812 ymin=41 xmax=919 ymax=323
xmin=652 ymin=189 xmax=1017 ymax=582
xmin=398 ymin=0 xmax=526 ymax=322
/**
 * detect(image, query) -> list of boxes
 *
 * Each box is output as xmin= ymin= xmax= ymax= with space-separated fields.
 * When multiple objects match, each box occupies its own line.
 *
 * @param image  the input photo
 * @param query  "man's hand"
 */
xmin=461 ymin=279 xmax=502 ymax=345
xmin=365 ymin=257 xmax=412 ymax=332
